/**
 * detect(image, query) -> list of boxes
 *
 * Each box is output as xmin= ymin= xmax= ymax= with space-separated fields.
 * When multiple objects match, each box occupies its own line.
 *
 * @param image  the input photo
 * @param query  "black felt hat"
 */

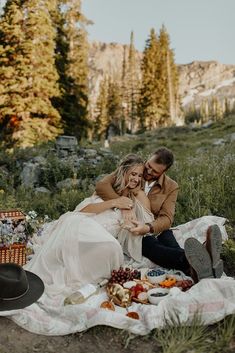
xmin=0 ymin=263 xmax=44 ymax=311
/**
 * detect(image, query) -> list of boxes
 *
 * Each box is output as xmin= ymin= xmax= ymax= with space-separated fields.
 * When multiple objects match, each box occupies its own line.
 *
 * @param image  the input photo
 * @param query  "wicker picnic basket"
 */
xmin=0 ymin=209 xmax=26 ymax=221
xmin=0 ymin=243 xmax=27 ymax=266
xmin=0 ymin=209 xmax=27 ymax=266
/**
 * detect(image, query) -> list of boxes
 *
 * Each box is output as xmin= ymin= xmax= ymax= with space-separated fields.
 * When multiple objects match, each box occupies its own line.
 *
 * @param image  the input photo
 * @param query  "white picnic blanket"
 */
xmin=1 ymin=216 xmax=235 ymax=335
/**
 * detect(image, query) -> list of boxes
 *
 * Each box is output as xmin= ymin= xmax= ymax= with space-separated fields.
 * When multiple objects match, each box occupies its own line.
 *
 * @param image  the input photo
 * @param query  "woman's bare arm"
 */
xmin=80 ymin=196 xmax=132 ymax=214
xmin=134 ymin=190 xmax=151 ymax=210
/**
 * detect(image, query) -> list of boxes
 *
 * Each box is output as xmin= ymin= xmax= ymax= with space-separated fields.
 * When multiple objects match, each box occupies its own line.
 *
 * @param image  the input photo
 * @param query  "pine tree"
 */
xmin=139 ymin=28 xmax=162 ymax=130
xmin=223 ymin=97 xmax=230 ymax=117
xmin=107 ymin=77 xmax=122 ymax=136
xmin=94 ymin=76 xmax=122 ymax=141
xmin=210 ymin=97 xmax=223 ymax=121
xmin=199 ymin=100 xmax=209 ymax=123
xmin=0 ymin=0 xmax=63 ymax=147
xmin=94 ymin=77 xmax=108 ymax=139
xmin=139 ymin=26 xmax=180 ymax=130
xmin=23 ymin=0 xmax=61 ymax=114
xmin=0 ymin=0 xmax=28 ymax=143
xmin=126 ymin=31 xmax=139 ymax=133
xmin=158 ymin=25 xmax=179 ymax=125
xmin=120 ymin=44 xmax=128 ymax=134
xmin=55 ymin=0 xmax=90 ymax=140
xmin=185 ymin=103 xmax=201 ymax=124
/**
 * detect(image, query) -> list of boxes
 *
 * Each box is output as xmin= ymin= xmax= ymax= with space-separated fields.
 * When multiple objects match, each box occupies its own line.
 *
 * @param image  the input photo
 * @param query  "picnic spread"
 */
xmin=0 ymin=214 xmax=235 ymax=335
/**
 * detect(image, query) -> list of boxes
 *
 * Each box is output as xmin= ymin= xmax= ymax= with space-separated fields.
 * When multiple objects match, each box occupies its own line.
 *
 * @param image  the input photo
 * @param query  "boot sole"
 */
xmin=207 ymin=224 xmax=224 ymax=278
xmin=184 ymin=238 xmax=213 ymax=281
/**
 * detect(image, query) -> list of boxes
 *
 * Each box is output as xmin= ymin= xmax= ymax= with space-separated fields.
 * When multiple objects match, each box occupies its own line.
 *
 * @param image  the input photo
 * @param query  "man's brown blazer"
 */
xmin=95 ymin=172 xmax=179 ymax=234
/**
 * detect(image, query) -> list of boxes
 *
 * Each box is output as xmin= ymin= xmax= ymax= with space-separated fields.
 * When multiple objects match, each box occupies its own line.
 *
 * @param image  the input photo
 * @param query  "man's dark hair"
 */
xmin=152 ymin=147 xmax=174 ymax=169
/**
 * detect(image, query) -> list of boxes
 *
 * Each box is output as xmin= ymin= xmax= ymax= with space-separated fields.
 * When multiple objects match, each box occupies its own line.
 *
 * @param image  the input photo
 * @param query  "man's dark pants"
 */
xmin=142 ymin=229 xmax=189 ymax=273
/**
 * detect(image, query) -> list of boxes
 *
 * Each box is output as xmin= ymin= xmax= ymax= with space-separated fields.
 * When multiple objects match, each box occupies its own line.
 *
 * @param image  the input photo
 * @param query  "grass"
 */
xmin=151 ymin=314 xmax=235 ymax=353
xmin=0 ymin=114 xmax=235 ymax=352
xmin=0 ymin=115 xmax=234 ymax=223
xmin=154 ymin=315 xmax=209 ymax=353
xmin=0 ymin=115 xmax=235 ymax=269
xmin=72 ymin=314 xmax=235 ymax=353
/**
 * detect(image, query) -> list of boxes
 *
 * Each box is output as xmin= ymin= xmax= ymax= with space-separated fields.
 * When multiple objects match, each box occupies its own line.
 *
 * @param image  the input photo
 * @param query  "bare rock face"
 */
xmin=89 ymin=42 xmax=129 ymax=77
xmin=88 ymin=41 xmax=142 ymax=113
xmin=179 ymin=61 xmax=235 ymax=94
xmin=178 ymin=61 xmax=235 ymax=107
xmin=88 ymin=41 xmax=235 ymax=112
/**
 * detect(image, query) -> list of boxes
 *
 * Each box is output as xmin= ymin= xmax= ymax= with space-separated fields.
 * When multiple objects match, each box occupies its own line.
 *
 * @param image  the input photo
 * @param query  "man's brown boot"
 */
xmin=188 ymin=265 xmax=199 ymax=284
xmin=184 ymin=238 xmax=214 ymax=281
xmin=205 ymin=224 xmax=224 ymax=278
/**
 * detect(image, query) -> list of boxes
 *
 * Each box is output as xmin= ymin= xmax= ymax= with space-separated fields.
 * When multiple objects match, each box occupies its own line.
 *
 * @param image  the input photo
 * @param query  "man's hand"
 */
xmin=129 ymin=221 xmax=150 ymax=236
xmin=114 ymin=196 xmax=133 ymax=210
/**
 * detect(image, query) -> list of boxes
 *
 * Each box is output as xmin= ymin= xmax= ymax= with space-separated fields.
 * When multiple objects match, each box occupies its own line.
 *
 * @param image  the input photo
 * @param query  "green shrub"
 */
xmin=221 ymin=239 xmax=235 ymax=276
xmin=172 ymin=147 xmax=235 ymax=225
xmin=76 ymin=154 xmax=118 ymax=180
xmin=0 ymin=116 xmax=234 ymax=229
xmin=0 ymin=186 xmax=89 ymax=220
xmin=39 ymin=155 xmax=74 ymax=190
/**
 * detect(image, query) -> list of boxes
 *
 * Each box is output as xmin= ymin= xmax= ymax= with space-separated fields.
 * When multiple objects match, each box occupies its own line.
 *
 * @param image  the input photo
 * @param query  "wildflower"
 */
xmin=28 ymin=210 xmax=38 ymax=219
xmin=37 ymin=228 xmax=43 ymax=237
xmin=44 ymin=215 xmax=50 ymax=222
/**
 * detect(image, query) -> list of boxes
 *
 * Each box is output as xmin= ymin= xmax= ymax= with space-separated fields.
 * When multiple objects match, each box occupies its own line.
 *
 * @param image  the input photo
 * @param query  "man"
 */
xmin=96 ymin=147 xmax=223 ymax=281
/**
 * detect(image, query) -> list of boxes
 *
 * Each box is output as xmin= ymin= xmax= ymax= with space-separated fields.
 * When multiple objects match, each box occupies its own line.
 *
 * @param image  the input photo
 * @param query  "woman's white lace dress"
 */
xmin=25 ymin=195 xmax=154 ymax=297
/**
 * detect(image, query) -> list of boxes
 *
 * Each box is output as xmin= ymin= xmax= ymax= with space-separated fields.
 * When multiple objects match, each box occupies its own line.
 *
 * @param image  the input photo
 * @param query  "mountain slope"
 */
xmin=88 ymin=42 xmax=235 ymax=115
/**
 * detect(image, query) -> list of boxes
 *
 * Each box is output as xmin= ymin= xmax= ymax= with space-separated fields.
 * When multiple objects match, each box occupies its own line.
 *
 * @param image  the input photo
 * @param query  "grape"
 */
xmin=108 ymin=267 xmax=141 ymax=285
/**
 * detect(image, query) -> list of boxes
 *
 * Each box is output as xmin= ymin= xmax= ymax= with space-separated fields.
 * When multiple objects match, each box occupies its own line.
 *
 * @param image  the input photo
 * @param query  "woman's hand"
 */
xmin=120 ymin=209 xmax=137 ymax=230
xmin=121 ymin=209 xmax=137 ymax=223
xmin=113 ymin=196 xmax=133 ymax=210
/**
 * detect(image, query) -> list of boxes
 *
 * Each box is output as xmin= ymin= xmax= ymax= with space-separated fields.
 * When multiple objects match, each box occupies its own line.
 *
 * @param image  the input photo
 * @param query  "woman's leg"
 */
xmin=76 ymin=240 xmax=124 ymax=284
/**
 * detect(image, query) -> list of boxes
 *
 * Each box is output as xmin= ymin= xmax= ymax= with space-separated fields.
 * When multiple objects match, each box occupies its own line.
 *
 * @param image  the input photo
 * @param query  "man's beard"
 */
xmin=143 ymin=169 xmax=157 ymax=181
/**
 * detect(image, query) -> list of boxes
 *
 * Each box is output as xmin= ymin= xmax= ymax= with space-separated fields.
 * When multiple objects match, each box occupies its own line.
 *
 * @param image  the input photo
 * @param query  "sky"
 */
xmin=82 ymin=0 xmax=235 ymax=65
xmin=0 ymin=0 xmax=234 ymax=65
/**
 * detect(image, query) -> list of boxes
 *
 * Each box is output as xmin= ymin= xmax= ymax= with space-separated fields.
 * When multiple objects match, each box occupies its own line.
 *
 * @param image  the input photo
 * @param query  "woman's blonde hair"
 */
xmin=113 ymin=154 xmax=144 ymax=195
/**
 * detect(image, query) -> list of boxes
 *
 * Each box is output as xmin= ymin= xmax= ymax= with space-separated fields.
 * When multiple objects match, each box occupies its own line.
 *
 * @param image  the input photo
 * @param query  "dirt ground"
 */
xmin=0 ymin=317 xmax=159 ymax=353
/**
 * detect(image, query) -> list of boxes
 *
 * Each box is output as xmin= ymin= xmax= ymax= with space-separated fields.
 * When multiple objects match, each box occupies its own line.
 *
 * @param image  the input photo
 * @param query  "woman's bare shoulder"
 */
xmin=134 ymin=190 xmax=150 ymax=209
xmin=135 ymin=189 xmax=146 ymax=197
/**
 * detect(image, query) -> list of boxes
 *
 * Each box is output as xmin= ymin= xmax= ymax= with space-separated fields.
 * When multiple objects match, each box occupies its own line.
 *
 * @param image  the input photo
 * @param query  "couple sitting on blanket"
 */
xmin=0 ymin=147 xmax=224 ymax=312
xmin=94 ymin=147 xmax=224 ymax=282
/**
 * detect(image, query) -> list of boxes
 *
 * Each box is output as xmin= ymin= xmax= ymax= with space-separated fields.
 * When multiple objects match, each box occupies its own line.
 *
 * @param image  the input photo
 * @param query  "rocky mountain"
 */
xmin=179 ymin=61 xmax=235 ymax=108
xmin=88 ymin=41 xmax=235 ymax=117
xmin=88 ymin=41 xmax=142 ymax=116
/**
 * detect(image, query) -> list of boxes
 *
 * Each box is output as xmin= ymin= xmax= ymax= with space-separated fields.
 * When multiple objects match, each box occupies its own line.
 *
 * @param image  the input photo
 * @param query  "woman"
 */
xmin=25 ymin=154 xmax=154 ymax=297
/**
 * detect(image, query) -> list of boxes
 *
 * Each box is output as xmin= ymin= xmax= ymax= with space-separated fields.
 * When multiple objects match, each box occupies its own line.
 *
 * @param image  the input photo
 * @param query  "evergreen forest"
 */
xmin=0 ymin=0 xmax=179 ymax=148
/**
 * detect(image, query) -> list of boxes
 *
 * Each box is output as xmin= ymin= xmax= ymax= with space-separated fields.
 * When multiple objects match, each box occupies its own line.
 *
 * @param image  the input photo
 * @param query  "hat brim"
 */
xmin=0 ymin=270 xmax=44 ymax=311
